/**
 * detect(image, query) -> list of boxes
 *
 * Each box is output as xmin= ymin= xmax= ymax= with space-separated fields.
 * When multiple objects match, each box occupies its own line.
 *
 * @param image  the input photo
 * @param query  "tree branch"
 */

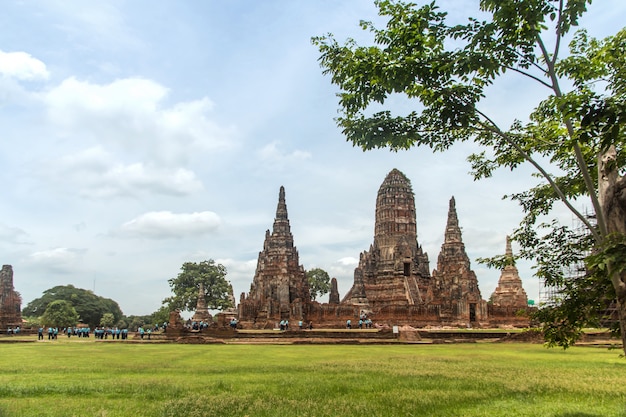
xmin=474 ymin=108 xmax=601 ymax=240
xmin=537 ymin=33 xmax=608 ymax=239
xmin=552 ymin=0 xmax=564 ymax=67
xmin=505 ymin=66 xmax=553 ymax=89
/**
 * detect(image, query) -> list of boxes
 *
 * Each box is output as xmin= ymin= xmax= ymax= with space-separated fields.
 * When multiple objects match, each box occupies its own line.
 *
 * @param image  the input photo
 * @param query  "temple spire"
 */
xmin=276 ymin=186 xmax=288 ymax=221
xmin=505 ymin=235 xmax=515 ymax=265
xmin=272 ymin=186 xmax=292 ymax=238
xmin=444 ymin=196 xmax=462 ymax=243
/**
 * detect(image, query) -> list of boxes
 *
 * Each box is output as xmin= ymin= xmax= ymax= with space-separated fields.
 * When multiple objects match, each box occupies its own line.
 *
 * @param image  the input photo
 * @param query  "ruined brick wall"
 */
xmin=0 ymin=265 xmax=22 ymax=328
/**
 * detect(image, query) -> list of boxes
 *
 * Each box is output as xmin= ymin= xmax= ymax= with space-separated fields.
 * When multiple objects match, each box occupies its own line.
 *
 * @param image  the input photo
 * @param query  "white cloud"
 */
xmin=118 ymin=211 xmax=221 ymax=239
xmin=46 ymin=77 xmax=167 ymax=117
xmin=42 ymin=77 xmax=236 ymax=166
xmin=299 ymin=223 xmax=371 ymax=247
xmin=258 ymin=141 xmax=311 ymax=163
xmin=26 ymin=247 xmax=84 ymax=274
xmin=337 ymin=257 xmax=358 ymax=266
xmin=0 ymin=224 xmax=30 ymax=244
xmin=46 ymin=1 xmax=142 ymax=51
xmin=216 ymin=258 xmax=257 ymax=275
xmin=0 ymin=50 xmax=49 ymax=81
xmin=48 ymin=146 xmax=204 ymax=198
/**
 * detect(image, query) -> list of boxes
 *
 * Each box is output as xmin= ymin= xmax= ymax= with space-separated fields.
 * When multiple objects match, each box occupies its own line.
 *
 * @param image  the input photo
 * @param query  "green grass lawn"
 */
xmin=0 ymin=338 xmax=624 ymax=417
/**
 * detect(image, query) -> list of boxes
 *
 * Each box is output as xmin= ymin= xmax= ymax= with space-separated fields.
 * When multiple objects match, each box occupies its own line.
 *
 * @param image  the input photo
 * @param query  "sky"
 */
xmin=1 ymin=1 xmax=624 ymax=316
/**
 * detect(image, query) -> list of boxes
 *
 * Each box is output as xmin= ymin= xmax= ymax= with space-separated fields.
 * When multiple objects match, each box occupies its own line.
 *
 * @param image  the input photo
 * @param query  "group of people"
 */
xmin=187 ymin=320 xmax=210 ymax=331
xmin=346 ymin=313 xmax=373 ymax=329
xmin=93 ymin=327 xmax=129 ymax=339
xmin=6 ymin=326 xmax=21 ymax=335
xmin=277 ymin=319 xmax=314 ymax=330
xmin=33 ymin=326 xmax=151 ymax=340
xmin=36 ymin=327 xmax=92 ymax=339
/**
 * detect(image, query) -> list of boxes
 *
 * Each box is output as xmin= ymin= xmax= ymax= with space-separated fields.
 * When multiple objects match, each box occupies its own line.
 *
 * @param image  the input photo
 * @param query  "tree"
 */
xmin=124 ymin=314 xmax=152 ymax=332
xmin=40 ymin=300 xmax=79 ymax=328
xmin=307 ymin=268 xmax=331 ymax=301
xmin=150 ymin=305 xmax=171 ymax=327
xmin=23 ymin=285 xmax=123 ymax=328
xmin=100 ymin=313 xmax=116 ymax=328
xmin=313 ymin=0 xmax=626 ymax=352
xmin=163 ymin=260 xmax=232 ymax=312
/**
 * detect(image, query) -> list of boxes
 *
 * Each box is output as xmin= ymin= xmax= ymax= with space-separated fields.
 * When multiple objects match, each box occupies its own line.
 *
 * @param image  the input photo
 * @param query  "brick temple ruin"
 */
xmin=0 ymin=265 xmax=22 ymax=329
xmin=489 ymin=237 xmax=529 ymax=309
xmin=238 ymin=169 xmax=531 ymax=328
xmin=238 ymin=186 xmax=311 ymax=326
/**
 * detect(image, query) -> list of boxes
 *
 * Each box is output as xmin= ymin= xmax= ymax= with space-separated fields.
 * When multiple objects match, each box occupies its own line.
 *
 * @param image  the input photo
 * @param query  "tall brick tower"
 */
xmin=343 ymin=169 xmax=431 ymax=308
xmin=431 ymin=197 xmax=486 ymax=324
xmin=0 ymin=265 xmax=22 ymax=329
xmin=238 ymin=187 xmax=311 ymax=326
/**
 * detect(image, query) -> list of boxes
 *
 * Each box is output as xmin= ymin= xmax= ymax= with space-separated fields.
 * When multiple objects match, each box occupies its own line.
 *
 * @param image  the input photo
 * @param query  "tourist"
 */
xmin=139 ymin=327 xmax=145 ymax=339
xmin=6 ymin=327 xmax=11 ymax=335
xmin=298 ymin=320 xmax=303 ymax=330
xmin=346 ymin=319 xmax=351 ymax=329
xmin=47 ymin=327 xmax=53 ymax=340
xmin=285 ymin=320 xmax=289 ymax=331
xmin=66 ymin=327 xmax=71 ymax=338
xmin=37 ymin=327 xmax=43 ymax=340
xmin=279 ymin=320 xmax=285 ymax=331
xmin=53 ymin=327 xmax=58 ymax=339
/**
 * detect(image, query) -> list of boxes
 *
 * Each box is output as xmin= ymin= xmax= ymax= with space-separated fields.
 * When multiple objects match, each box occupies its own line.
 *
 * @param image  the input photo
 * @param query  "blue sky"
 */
xmin=1 ymin=1 xmax=624 ymax=316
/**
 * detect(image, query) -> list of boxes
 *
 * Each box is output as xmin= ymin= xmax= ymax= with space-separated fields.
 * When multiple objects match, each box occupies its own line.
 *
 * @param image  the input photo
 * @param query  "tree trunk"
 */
xmin=618 ymin=289 xmax=626 ymax=352
xmin=598 ymin=147 xmax=626 ymax=354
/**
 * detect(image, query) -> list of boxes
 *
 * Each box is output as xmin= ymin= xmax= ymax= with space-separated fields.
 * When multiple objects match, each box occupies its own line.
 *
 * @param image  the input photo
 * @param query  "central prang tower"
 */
xmin=343 ymin=169 xmax=431 ymax=308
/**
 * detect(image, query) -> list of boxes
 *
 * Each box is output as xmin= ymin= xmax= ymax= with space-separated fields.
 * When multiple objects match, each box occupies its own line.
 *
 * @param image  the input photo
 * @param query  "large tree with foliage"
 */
xmin=306 ymin=268 xmax=331 ymax=301
xmin=40 ymin=300 xmax=80 ymax=328
xmin=23 ymin=285 xmax=123 ymax=329
xmin=163 ymin=260 xmax=232 ymax=312
xmin=314 ymin=0 xmax=626 ymax=352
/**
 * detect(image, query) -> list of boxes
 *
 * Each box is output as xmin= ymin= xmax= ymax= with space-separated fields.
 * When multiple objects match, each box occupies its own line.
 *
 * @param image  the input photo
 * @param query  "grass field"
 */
xmin=0 ymin=338 xmax=624 ymax=417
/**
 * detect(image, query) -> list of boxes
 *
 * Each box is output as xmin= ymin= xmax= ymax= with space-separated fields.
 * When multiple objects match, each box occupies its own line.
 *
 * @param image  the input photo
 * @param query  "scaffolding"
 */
xmin=537 ymin=211 xmax=618 ymax=327
xmin=538 ymin=212 xmax=593 ymax=306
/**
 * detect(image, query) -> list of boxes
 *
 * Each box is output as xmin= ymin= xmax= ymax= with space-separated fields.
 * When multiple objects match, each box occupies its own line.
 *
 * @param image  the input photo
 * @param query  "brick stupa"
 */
xmin=489 ymin=236 xmax=529 ymax=308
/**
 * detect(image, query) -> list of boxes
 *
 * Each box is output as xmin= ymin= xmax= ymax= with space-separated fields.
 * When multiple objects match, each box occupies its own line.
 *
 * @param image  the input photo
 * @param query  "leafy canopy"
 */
xmin=306 ymin=268 xmax=331 ymax=301
xmin=164 ymin=260 xmax=232 ymax=312
xmin=314 ymin=0 xmax=626 ymax=349
xmin=23 ymin=285 xmax=123 ymax=329
xmin=40 ymin=300 xmax=80 ymax=328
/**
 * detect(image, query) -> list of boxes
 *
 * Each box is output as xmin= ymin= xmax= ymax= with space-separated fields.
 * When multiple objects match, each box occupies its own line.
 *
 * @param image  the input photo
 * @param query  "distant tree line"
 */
xmin=22 ymin=284 xmax=167 ymax=330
